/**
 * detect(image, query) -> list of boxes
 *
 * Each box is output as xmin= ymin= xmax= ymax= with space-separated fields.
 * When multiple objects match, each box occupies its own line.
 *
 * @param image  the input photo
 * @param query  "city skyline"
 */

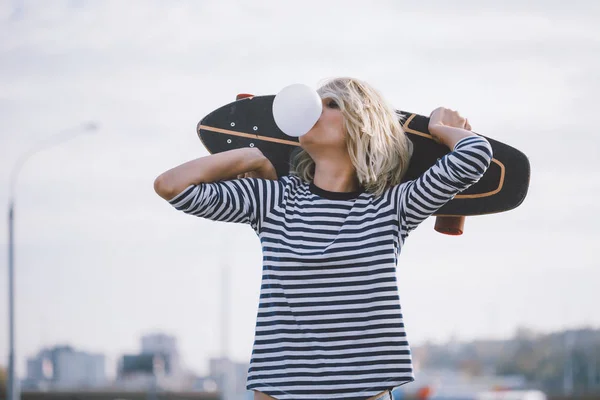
xmin=1 ymin=0 xmax=599 ymax=380
xmin=21 ymin=332 xmax=252 ymax=399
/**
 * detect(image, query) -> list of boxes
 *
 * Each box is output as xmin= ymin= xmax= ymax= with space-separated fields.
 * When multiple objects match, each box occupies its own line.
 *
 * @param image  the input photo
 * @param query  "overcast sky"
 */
xmin=0 ymin=0 xmax=598 ymax=378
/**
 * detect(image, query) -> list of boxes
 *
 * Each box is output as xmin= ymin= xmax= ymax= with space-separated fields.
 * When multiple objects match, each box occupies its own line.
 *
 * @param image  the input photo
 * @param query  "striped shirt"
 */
xmin=169 ymin=135 xmax=493 ymax=399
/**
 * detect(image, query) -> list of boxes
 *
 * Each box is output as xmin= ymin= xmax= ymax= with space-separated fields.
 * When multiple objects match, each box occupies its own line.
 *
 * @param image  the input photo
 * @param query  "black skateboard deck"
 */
xmin=196 ymin=94 xmax=530 ymax=232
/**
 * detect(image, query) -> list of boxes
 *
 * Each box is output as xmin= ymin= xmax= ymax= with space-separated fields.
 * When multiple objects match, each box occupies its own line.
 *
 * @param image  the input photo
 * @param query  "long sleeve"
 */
xmin=397 ymin=135 xmax=493 ymax=239
xmin=168 ymin=177 xmax=286 ymax=233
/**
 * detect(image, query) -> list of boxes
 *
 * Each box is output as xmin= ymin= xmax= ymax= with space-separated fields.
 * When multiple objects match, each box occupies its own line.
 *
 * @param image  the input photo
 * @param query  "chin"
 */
xmin=299 ymin=130 xmax=315 ymax=147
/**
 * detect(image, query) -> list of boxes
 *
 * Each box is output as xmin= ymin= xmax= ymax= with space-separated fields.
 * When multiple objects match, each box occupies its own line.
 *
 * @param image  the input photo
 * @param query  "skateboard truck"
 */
xmin=434 ymin=216 xmax=465 ymax=236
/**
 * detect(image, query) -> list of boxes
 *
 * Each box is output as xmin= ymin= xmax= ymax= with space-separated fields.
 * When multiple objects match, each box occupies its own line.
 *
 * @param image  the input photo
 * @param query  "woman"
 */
xmin=154 ymin=78 xmax=493 ymax=400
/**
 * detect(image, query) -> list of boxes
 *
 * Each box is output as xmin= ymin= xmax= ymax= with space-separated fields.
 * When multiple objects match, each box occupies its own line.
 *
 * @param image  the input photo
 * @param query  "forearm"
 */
xmin=398 ymin=135 xmax=492 ymax=234
xmin=154 ymin=147 xmax=267 ymax=200
xmin=428 ymin=123 xmax=478 ymax=150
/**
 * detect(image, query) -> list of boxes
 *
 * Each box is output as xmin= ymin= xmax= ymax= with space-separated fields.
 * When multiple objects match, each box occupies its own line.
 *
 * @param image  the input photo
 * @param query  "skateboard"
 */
xmin=196 ymin=94 xmax=530 ymax=235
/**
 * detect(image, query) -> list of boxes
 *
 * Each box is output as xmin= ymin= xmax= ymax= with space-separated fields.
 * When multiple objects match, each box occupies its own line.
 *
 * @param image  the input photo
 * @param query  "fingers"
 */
xmin=430 ymin=107 xmax=471 ymax=130
xmin=449 ymin=108 xmax=469 ymax=129
xmin=237 ymin=171 xmax=268 ymax=179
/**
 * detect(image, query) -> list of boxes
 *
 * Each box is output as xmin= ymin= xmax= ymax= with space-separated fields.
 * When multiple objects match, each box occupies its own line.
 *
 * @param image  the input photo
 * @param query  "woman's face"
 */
xmin=299 ymin=97 xmax=346 ymax=152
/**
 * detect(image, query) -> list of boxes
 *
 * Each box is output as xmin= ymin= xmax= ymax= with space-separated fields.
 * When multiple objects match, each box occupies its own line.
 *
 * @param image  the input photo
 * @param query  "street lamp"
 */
xmin=6 ymin=121 xmax=98 ymax=400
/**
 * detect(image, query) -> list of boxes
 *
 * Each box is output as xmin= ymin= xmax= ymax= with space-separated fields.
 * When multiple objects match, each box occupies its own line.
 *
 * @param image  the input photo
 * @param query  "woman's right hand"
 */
xmin=237 ymin=154 xmax=278 ymax=180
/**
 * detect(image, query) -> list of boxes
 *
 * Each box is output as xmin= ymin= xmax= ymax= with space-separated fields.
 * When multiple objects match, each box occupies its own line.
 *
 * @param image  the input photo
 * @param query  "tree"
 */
xmin=0 ymin=366 xmax=6 ymax=395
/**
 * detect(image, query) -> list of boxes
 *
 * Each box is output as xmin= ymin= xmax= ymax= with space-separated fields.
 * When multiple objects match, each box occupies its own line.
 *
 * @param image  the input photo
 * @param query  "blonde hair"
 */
xmin=291 ymin=77 xmax=413 ymax=197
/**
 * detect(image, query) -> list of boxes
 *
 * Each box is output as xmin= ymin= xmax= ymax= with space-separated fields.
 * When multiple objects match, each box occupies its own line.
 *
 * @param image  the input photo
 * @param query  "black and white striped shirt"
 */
xmin=169 ymin=135 xmax=493 ymax=399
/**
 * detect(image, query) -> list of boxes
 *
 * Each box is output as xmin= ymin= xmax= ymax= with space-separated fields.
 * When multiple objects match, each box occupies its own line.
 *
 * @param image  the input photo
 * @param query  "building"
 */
xmin=24 ymin=345 xmax=106 ymax=390
xmin=142 ymin=334 xmax=178 ymax=355
xmin=207 ymin=357 xmax=250 ymax=400
xmin=116 ymin=333 xmax=192 ymax=391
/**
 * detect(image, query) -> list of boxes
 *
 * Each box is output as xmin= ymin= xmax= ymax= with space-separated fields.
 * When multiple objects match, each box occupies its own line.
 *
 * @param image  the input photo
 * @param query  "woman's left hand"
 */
xmin=429 ymin=107 xmax=471 ymax=131
xmin=427 ymin=107 xmax=477 ymax=149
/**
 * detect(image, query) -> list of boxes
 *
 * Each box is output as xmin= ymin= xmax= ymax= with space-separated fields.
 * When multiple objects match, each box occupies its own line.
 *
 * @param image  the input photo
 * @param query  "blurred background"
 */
xmin=0 ymin=0 xmax=598 ymax=399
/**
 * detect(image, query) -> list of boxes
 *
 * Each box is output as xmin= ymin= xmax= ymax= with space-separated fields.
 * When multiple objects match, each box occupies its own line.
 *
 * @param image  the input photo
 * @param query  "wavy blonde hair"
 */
xmin=291 ymin=77 xmax=413 ymax=197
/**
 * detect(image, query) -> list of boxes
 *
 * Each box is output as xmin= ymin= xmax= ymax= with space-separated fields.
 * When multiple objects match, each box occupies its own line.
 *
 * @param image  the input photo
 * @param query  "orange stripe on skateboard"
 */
xmin=199 ymin=125 xmax=301 ymax=147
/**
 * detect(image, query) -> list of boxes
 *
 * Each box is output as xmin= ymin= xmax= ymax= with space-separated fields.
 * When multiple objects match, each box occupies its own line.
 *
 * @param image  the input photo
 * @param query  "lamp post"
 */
xmin=6 ymin=121 xmax=98 ymax=400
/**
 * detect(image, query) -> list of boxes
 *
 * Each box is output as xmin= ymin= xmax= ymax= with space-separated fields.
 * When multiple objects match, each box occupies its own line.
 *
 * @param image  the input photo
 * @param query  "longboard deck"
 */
xmin=197 ymin=95 xmax=530 ymax=217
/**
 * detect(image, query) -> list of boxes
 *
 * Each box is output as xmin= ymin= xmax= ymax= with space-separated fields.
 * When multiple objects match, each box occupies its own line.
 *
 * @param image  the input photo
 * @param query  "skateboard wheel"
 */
xmin=236 ymin=93 xmax=255 ymax=100
xmin=434 ymin=216 xmax=465 ymax=236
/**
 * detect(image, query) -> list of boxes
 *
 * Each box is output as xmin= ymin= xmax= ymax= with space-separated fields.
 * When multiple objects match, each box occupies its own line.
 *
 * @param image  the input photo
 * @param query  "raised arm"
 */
xmin=154 ymin=147 xmax=281 ymax=232
xmin=154 ymin=147 xmax=276 ymax=201
xmin=397 ymin=107 xmax=493 ymax=238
